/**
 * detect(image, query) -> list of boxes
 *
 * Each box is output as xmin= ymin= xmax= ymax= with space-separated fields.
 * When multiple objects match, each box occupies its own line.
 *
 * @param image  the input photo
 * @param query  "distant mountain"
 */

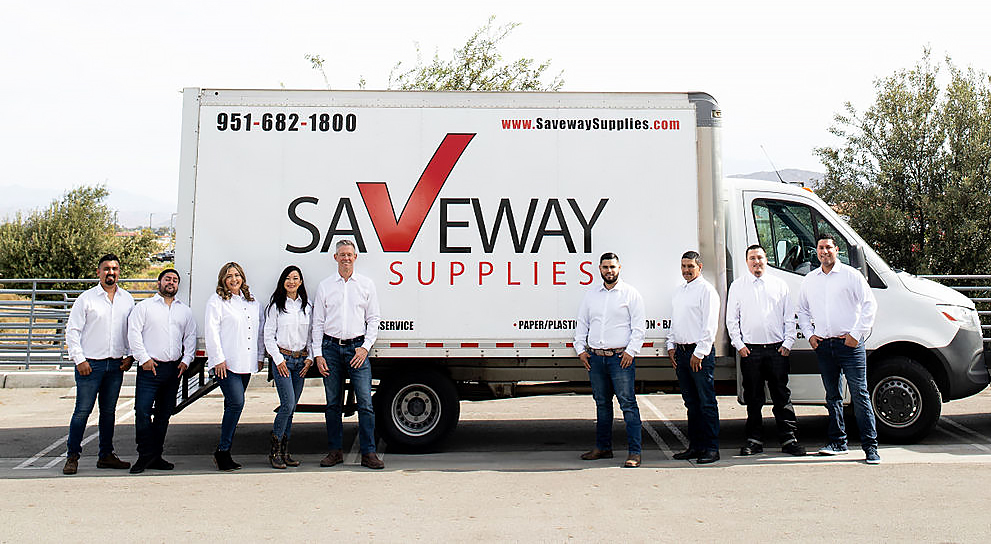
xmin=0 ymin=184 xmax=176 ymax=229
xmin=729 ymin=169 xmax=824 ymax=188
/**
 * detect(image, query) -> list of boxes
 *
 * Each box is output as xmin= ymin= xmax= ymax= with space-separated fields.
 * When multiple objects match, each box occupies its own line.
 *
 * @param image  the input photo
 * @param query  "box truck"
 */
xmin=176 ymin=88 xmax=988 ymax=450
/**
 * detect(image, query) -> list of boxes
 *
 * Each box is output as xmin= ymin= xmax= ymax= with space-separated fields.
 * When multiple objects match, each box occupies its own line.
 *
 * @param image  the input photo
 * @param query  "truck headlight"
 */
xmin=938 ymin=305 xmax=982 ymax=332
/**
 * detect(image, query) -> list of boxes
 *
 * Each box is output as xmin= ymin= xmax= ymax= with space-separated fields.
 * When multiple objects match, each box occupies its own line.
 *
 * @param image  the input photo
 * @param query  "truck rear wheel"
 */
xmin=374 ymin=370 xmax=459 ymax=452
xmin=868 ymin=357 xmax=942 ymax=444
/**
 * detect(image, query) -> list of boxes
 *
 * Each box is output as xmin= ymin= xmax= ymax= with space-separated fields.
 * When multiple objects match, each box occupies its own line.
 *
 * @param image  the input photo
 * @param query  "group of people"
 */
xmin=576 ymin=234 xmax=880 ymax=467
xmin=62 ymin=240 xmax=383 ymax=475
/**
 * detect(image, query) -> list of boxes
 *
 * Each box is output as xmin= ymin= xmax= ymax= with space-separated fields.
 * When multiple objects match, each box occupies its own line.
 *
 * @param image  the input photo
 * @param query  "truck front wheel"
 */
xmin=868 ymin=357 xmax=942 ymax=444
xmin=374 ymin=370 xmax=460 ymax=452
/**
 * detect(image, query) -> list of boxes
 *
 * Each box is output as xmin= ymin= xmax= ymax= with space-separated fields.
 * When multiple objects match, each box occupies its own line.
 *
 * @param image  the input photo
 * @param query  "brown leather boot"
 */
xmin=320 ymin=450 xmax=343 ymax=467
xmin=361 ymin=452 xmax=384 ymax=469
xmin=280 ymin=436 xmax=300 ymax=467
xmin=63 ymin=453 xmax=79 ymax=475
xmin=96 ymin=453 xmax=131 ymax=469
xmin=269 ymin=433 xmax=286 ymax=469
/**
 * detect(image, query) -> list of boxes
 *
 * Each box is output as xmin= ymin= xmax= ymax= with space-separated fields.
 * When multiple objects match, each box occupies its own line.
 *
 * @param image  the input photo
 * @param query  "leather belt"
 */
xmin=278 ymin=347 xmax=308 ymax=358
xmin=325 ymin=335 xmax=364 ymax=346
xmin=675 ymin=343 xmax=697 ymax=353
xmin=588 ymin=347 xmax=627 ymax=357
xmin=744 ymin=342 xmax=782 ymax=350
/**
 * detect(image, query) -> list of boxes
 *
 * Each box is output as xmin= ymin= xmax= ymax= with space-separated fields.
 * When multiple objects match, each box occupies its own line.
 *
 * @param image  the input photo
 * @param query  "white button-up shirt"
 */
xmin=574 ymin=279 xmax=647 ymax=357
xmin=311 ymin=271 xmax=381 ymax=355
xmin=263 ymin=296 xmax=313 ymax=366
xmin=726 ymin=272 xmax=797 ymax=350
xmin=65 ymin=285 xmax=134 ymax=365
xmin=798 ymin=261 xmax=877 ymax=343
xmin=204 ymin=292 xmax=262 ymax=373
xmin=127 ymin=294 xmax=196 ymax=365
xmin=666 ymin=276 xmax=720 ymax=359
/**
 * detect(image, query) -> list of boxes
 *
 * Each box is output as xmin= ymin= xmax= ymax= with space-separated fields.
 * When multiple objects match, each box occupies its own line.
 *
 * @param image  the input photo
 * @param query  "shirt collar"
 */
xmin=597 ymin=278 xmax=624 ymax=292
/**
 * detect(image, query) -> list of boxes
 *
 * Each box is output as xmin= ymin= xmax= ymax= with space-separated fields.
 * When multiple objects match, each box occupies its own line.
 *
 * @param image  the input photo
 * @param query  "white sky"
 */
xmin=2 ymin=0 xmax=989 ymax=204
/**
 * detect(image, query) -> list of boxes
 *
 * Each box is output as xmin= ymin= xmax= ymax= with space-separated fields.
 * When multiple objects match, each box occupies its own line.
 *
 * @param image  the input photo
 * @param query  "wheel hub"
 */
xmin=392 ymin=384 xmax=441 ymax=436
xmin=873 ymin=376 xmax=921 ymax=428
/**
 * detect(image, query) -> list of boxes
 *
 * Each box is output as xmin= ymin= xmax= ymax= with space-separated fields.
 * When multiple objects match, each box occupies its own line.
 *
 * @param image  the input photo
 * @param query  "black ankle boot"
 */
xmin=281 ymin=435 xmax=299 ymax=467
xmin=270 ymin=433 xmax=286 ymax=469
xmin=214 ymin=449 xmax=237 ymax=472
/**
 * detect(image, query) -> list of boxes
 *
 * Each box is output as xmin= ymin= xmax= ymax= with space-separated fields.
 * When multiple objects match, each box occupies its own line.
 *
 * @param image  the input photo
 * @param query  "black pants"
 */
xmin=134 ymin=360 xmax=181 ymax=458
xmin=741 ymin=344 xmax=798 ymax=444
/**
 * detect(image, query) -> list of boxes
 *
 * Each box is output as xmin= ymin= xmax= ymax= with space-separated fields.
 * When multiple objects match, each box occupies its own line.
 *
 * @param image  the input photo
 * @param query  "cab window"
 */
xmin=752 ymin=199 xmax=851 ymax=275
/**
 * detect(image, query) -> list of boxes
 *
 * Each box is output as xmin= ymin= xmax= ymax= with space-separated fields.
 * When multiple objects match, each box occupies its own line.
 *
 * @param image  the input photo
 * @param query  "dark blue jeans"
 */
xmin=216 ymin=372 xmax=251 ymax=451
xmin=816 ymin=338 xmax=878 ymax=450
xmin=67 ymin=358 xmax=125 ymax=457
xmin=322 ymin=337 xmax=375 ymax=454
xmin=134 ymin=360 xmax=181 ymax=459
xmin=588 ymin=352 xmax=642 ymax=454
xmin=674 ymin=346 xmax=720 ymax=452
xmin=273 ymin=355 xmax=307 ymax=439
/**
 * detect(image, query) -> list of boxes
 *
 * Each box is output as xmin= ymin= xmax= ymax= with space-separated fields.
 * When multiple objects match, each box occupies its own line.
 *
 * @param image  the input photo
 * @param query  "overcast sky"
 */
xmin=2 ymin=0 xmax=988 ymax=208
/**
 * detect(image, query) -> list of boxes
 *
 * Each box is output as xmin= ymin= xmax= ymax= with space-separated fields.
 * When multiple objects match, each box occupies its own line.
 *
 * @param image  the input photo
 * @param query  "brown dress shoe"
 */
xmin=63 ymin=454 xmax=79 ymax=475
xmin=320 ymin=450 xmax=343 ymax=467
xmin=361 ymin=452 xmax=385 ymax=469
xmin=97 ymin=453 xmax=131 ymax=470
xmin=580 ymin=448 xmax=614 ymax=460
xmin=623 ymin=453 xmax=642 ymax=468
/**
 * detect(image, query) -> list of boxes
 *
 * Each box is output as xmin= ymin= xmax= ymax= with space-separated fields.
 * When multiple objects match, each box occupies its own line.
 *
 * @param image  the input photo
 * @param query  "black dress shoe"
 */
xmin=739 ymin=442 xmax=764 ymax=456
xmin=672 ymin=449 xmax=700 ymax=460
xmin=149 ymin=457 xmax=175 ymax=470
xmin=782 ymin=442 xmax=807 ymax=456
xmin=696 ymin=450 xmax=720 ymax=464
xmin=129 ymin=456 xmax=155 ymax=474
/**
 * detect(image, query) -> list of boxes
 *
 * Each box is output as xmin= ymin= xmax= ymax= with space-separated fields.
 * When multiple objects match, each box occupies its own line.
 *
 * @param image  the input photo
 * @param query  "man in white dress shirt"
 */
xmin=667 ymin=251 xmax=721 ymax=464
xmin=726 ymin=245 xmax=805 ymax=457
xmin=798 ymin=234 xmax=880 ymax=464
xmin=63 ymin=254 xmax=135 ymax=475
xmin=127 ymin=269 xmax=196 ymax=474
xmin=574 ymin=252 xmax=646 ymax=468
xmin=312 ymin=240 xmax=384 ymax=469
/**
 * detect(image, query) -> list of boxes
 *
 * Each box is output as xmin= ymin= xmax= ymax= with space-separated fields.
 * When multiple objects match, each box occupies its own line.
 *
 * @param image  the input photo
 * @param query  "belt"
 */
xmin=744 ymin=342 xmax=782 ymax=350
xmin=588 ymin=347 xmax=627 ymax=357
xmin=675 ymin=343 xmax=697 ymax=353
xmin=278 ymin=347 xmax=308 ymax=358
xmin=324 ymin=335 xmax=364 ymax=346
xmin=152 ymin=359 xmax=181 ymax=365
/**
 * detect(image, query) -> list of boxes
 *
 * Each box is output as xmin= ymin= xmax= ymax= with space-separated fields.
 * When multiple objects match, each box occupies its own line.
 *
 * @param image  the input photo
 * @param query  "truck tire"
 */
xmin=868 ymin=356 xmax=942 ymax=444
xmin=374 ymin=370 xmax=460 ymax=452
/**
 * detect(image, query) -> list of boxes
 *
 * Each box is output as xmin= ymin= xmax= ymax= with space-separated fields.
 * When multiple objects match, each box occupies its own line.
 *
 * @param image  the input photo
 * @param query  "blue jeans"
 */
xmin=216 ymin=372 xmax=251 ymax=451
xmin=134 ymin=360 xmax=180 ymax=459
xmin=588 ymin=352 xmax=642 ymax=454
xmin=67 ymin=358 xmax=125 ymax=457
xmin=322 ymin=337 xmax=375 ymax=454
xmin=273 ymin=355 xmax=307 ymax=439
xmin=674 ymin=346 xmax=720 ymax=452
xmin=816 ymin=338 xmax=877 ymax=450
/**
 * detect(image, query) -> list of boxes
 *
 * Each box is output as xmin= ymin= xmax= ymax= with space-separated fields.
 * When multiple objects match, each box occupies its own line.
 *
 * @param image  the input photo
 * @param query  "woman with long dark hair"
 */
xmin=263 ymin=265 xmax=313 ymax=469
xmin=204 ymin=262 xmax=262 ymax=471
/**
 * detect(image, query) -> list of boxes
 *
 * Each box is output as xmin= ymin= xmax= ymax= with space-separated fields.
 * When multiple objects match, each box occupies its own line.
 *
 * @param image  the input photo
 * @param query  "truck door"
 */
xmin=738 ymin=191 xmax=858 ymax=404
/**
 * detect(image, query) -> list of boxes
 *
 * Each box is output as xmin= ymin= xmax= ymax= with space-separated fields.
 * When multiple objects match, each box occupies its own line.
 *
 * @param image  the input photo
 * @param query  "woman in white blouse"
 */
xmin=205 ymin=262 xmax=262 ymax=472
xmin=262 ymin=265 xmax=313 ymax=469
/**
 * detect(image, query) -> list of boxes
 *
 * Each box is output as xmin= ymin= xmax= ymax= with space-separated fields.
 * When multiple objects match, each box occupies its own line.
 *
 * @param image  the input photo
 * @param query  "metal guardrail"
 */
xmin=919 ymin=275 xmax=991 ymax=345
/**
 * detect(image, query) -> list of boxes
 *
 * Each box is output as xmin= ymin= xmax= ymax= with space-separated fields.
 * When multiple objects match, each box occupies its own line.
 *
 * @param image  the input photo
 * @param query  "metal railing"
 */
xmin=919 ymin=275 xmax=991 ymax=345
xmin=0 ymin=278 xmax=157 ymax=368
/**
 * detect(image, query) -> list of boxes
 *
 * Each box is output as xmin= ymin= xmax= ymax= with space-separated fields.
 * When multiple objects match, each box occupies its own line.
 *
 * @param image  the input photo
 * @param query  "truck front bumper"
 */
xmin=933 ymin=328 xmax=990 ymax=401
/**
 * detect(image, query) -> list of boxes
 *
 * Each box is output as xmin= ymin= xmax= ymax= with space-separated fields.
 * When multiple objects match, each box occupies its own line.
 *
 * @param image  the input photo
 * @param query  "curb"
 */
xmin=0 ymin=370 xmax=274 ymax=389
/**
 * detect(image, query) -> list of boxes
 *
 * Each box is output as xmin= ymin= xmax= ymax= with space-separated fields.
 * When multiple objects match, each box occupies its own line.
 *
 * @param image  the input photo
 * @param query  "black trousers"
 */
xmin=741 ymin=344 xmax=799 ymax=444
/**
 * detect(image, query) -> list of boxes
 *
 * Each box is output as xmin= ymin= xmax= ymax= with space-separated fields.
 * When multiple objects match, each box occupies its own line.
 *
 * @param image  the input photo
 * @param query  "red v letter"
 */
xmin=358 ymin=133 xmax=475 ymax=252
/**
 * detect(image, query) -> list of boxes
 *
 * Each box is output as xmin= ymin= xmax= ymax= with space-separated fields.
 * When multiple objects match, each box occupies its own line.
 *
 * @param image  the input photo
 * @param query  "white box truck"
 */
xmin=176 ymin=88 xmax=988 ymax=450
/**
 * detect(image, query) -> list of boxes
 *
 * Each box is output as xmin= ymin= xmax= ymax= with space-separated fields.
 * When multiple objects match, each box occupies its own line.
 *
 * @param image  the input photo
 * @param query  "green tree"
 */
xmin=0 ymin=185 xmax=157 ymax=281
xmin=815 ymin=50 xmax=991 ymax=275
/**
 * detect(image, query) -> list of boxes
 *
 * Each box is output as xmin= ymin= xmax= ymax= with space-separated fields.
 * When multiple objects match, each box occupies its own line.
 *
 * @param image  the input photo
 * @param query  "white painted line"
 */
xmin=377 ymin=439 xmax=386 ymax=463
xmin=15 ymin=398 xmax=136 ymax=470
xmin=940 ymin=415 xmax=991 ymax=444
xmin=640 ymin=396 xmax=689 ymax=449
xmin=934 ymin=423 xmax=991 ymax=453
xmin=348 ymin=429 xmax=361 ymax=464
xmin=641 ymin=420 xmax=673 ymax=459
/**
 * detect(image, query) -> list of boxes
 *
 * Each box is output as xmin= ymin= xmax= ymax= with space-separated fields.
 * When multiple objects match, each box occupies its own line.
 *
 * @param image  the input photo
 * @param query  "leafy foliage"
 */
xmin=0 ymin=185 xmax=157 ymax=281
xmin=388 ymin=16 xmax=564 ymax=91
xmin=815 ymin=50 xmax=991 ymax=275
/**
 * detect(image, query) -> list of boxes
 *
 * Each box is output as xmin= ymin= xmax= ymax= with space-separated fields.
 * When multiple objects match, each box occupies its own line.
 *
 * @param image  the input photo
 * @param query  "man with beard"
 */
xmin=63 ymin=254 xmax=135 ymax=475
xmin=127 ymin=268 xmax=197 ymax=474
xmin=574 ymin=252 xmax=646 ymax=468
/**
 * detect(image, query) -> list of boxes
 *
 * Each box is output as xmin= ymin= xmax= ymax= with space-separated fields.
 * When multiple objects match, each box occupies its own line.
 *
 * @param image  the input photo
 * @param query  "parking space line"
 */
xmin=639 ymin=396 xmax=689 ymax=450
xmin=15 ymin=399 xmax=136 ymax=470
xmin=347 ymin=430 xmax=361 ymax=464
xmin=934 ymin=422 xmax=991 ymax=453
xmin=939 ymin=416 xmax=991 ymax=449
xmin=641 ymin=420 xmax=672 ymax=459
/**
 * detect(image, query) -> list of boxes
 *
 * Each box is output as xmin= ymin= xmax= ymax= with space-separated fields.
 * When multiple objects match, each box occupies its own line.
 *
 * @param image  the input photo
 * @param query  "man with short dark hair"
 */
xmin=727 ymin=244 xmax=805 ymax=456
xmin=575 ymin=252 xmax=646 ymax=468
xmin=798 ymin=234 xmax=880 ymax=464
xmin=312 ymin=240 xmax=384 ymax=469
xmin=127 ymin=268 xmax=196 ymax=474
xmin=63 ymin=254 xmax=135 ymax=474
xmin=667 ymin=251 xmax=721 ymax=464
